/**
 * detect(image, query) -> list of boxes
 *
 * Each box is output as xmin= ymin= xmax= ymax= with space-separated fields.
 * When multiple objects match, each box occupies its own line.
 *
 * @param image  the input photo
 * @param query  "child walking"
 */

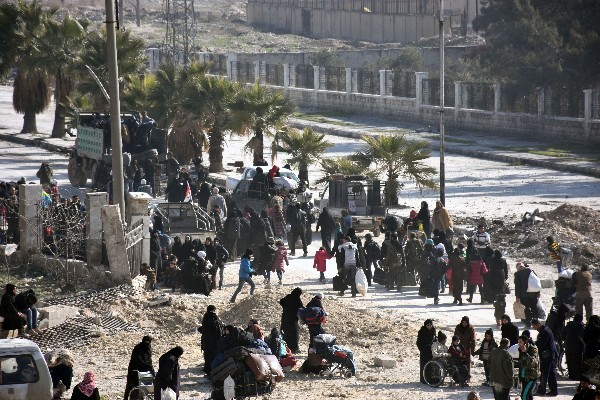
xmin=493 ymin=293 xmax=506 ymax=328
xmin=313 ymin=246 xmax=332 ymax=283
xmin=271 ymin=240 xmax=289 ymax=286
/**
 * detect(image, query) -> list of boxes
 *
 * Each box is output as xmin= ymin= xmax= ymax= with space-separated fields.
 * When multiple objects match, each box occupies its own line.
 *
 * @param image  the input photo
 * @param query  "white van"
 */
xmin=0 ymin=339 xmax=52 ymax=400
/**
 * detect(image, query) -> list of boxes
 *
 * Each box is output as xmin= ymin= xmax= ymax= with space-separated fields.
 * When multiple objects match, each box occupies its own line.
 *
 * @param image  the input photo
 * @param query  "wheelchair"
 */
xmin=422 ymin=358 xmax=466 ymax=387
xmin=127 ymin=371 xmax=155 ymax=400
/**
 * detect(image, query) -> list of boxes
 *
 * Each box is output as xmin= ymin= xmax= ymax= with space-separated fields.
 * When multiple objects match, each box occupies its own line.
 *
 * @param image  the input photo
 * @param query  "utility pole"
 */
xmin=439 ymin=0 xmax=446 ymax=205
xmin=106 ymin=0 xmax=126 ymax=223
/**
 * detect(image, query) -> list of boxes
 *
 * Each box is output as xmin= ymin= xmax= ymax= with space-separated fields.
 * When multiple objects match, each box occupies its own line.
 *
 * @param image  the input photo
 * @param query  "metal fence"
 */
xmin=39 ymin=202 xmax=87 ymax=261
xmin=593 ymin=89 xmax=600 ymax=120
xmin=499 ymin=84 xmax=538 ymax=114
xmin=324 ymin=66 xmax=346 ymax=91
xmin=125 ymin=219 xmax=144 ymax=278
xmin=391 ymin=70 xmax=416 ymax=98
xmin=462 ymin=82 xmax=494 ymax=111
xmin=295 ymin=64 xmax=315 ymax=89
xmin=544 ymin=84 xmax=584 ymax=118
xmin=235 ymin=61 xmax=255 ymax=84
xmin=265 ymin=63 xmax=285 ymax=86
xmin=356 ymin=68 xmax=380 ymax=95
xmin=208 ymin=54 xmax=228 ymax=76
xmin=247 ymin=0 xmax=438 ymax=14
xmin=421 ymin=78 xmax=455 ymax=107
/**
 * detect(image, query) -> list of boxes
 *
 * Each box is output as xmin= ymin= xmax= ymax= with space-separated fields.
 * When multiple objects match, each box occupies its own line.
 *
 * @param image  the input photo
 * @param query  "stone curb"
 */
xmin=0 ymin=132 xmax=72 ymax=155
xmin=289 ymin=120 xmax=600 ymax=179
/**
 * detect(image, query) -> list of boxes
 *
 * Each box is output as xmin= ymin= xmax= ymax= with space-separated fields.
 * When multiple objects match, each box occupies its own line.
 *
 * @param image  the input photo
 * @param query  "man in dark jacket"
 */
xmin=200 ymin=305 xmax=223 ymax=374
xmin=532 ymin=319 xmax=559 ymax=396
xmin=154 ymin=346 xmax=184 ymax=400
xmin=561 ymin=313 xmax=585 ymax=380
xmin=417 ymin=319 xmax=436 ymax=384
xmin=124 ymin=336 xmax=154 ymax=400
xmin=500 ymin=314 xmax=520 ymax=346
xmin=288 ymin=203 xmax=307 ymax=257
xmin=363 ymin=233 xmax=381 ymax=287
xmin=316 ymin=207 xmax=335 ymax=253
xmin=489 ymin=338 xmax=513 ymax=400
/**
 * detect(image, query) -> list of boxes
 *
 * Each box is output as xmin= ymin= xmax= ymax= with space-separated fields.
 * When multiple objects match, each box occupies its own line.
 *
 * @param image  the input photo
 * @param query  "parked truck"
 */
xmin=317 ymin=175 xmax=386 ymax=236
xmin=67 ymin=112 xmax=167 ymax=187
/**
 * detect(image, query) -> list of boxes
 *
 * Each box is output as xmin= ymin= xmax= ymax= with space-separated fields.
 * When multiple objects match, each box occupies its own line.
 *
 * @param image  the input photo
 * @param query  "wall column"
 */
xmin=18 ymin=184 xmax=42 ymax=255
xmin=283 ymin=64 xmax=290 ymax=89
xmin=454 ymin=81 xmax=464 ymax=110
xmin=352 ymin=69 xmax=358 ymax=93
xmin=313 ymin=65 xmax=320 ymax=90
xmin=583 ymin=89 xmax=592 ymax=120
xmin=345 ymin=67 xmax=352 ymax=94
xmin=415 ymin=72 xmax=428 ymax=106
xmin=289 ymin=64 xmax=296 ymax=88
xmin=86 ymin=192 xmax=109 ymax=266
xmin=494 ymin=83 xmax=501 ymax=113
xmin=379 ymin=70 xmax=386 ymax=96
xmin=254 ymin=61 xmax=261 ymax=84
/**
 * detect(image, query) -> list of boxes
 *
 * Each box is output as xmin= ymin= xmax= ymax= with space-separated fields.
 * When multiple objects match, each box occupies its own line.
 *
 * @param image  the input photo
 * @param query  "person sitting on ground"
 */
xmin=71 ymin=371 xmax=100 ymax=400
xmin=14 ymin=288 xmax=40 ymax=336
xmin=266 ymin=327 xmax=288 ymax=360
xmin=572 ymin=375 xmax=597 ymax=400
xmin=466 ymin=392 xmax=481 ymax=400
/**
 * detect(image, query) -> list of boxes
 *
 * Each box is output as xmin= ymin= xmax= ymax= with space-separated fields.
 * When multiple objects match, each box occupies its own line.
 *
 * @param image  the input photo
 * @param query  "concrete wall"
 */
xmin=227 ymin=46 xmax=471 ymax=70
xmin=281 ymin=87 xmax=600 ymax=145
xmin=247 ymin=3 xmax=441 ymax=44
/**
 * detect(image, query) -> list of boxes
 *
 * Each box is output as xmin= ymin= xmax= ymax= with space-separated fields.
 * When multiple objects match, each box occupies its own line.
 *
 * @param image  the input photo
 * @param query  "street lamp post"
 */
xmin=439 ymin=0 xmax=446 ymax=205
xmin=105 ymin=0 xmax=125 ymax=223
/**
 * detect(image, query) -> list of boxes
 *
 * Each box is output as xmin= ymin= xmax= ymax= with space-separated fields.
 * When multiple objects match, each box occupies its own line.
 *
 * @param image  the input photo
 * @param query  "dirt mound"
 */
xmin=454 ymin=203 xmax=600 ymax=268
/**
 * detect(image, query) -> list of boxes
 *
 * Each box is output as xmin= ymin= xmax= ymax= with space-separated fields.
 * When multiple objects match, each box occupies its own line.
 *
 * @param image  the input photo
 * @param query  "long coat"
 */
xmin=154 ymin=351 xmax=181 ymax=400
xmin=0 ymin=291 xmax=22 ymax=330
xmin=279 ymin=289 xmax=304 ymax=353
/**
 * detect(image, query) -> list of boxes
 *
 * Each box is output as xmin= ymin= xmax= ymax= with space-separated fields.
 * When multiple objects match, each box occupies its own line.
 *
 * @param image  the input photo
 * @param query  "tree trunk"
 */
xmin=51 ymin=70 xmax=73 ymax=139
xmin=21 ymin=110 xmax=39 ymax=134
xmin=385 ymin=179 xmax=400 ymax=206
xmin=208 ymin=127 xmax=224 ymax=172
xmin=299 ymin=162 xmax=309 ymax=185
xmin=252 ymin=126 xmax=264 ymax=164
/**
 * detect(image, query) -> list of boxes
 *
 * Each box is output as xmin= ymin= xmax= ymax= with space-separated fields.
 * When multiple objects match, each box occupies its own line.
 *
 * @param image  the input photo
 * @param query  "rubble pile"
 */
xmin=455 ymin=203 xmax=600 ymax=268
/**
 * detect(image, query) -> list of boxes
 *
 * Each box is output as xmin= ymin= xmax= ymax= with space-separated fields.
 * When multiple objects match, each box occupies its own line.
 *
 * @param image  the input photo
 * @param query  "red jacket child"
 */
xmin=313 ymin=248 xmax=331 ymax=272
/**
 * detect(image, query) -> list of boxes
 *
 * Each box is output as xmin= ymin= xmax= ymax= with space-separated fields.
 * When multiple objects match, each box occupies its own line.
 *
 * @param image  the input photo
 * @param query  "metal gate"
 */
xmin=125 ymin=219 xmax=144 ymax=278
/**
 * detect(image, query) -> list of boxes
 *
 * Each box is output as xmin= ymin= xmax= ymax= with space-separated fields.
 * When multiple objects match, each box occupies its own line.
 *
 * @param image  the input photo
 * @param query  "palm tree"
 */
xmin=181 ymin=75 xmax=239 ymax=172
xmin=0 ymin=1 xmax=53 ymax=134
xmin=317 ymin=157 xmax=377 ymax=184
xmin=121 ymin=74 xmax=156 ymax=112
xmin=356 ymin=134 xmax=437 ymax=206
xmin=77 ymin=28 xmax=147 ymax=110
xmin=30 ymin=15 xmax=88 ymax=138
xmin=273 ymin=127 xmax=332 ymax=185
xmin=229 ymin=83 xmax=295 ymax=164
xmin=147 ymin=62 xmax=211 ymax=164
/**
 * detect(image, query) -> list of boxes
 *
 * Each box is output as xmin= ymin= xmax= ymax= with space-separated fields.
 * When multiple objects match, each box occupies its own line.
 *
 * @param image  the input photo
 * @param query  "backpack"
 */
xmin=297 ymin=307 xmax=327 ymax=325
xmin=366 ymin=241 xmax=382 ymax=261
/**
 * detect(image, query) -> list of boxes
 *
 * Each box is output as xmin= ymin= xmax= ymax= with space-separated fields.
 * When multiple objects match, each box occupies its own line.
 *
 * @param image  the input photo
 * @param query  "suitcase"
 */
xmin=260 ymin=354 xmax=285 ymax=383
xmin=210 ymin=357 xmax=238 ymax=383
xmin=332 ymin=275 xmax=348 ymax=291
xmin=244 ymin=353 xmax=271 ymax=382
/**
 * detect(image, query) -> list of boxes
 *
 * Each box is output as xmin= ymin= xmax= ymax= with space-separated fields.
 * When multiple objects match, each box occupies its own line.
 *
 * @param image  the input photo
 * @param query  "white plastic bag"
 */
xmin=526 ymin=271 xmax=542 ymax=292
xmin=536 ymin=299 xmax=547 ymax=320
xmin=223 ymin=376 xmax=235 ymax=400
xmin=161 ymin=387 xmax=176 ymax=400
xmin=513 ymin=300 xmax=526 ymax=320
xmin=355 ymin=268 xmax=368 ymax=296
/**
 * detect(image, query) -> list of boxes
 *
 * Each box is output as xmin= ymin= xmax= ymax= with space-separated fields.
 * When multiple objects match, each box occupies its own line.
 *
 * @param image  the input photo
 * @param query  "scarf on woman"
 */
xmin=78 ymin=371 xmax=96 ymax=397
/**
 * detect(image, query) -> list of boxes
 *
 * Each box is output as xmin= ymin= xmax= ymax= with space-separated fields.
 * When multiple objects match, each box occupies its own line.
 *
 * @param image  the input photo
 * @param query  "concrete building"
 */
xmin=247 ymin=0 xmax=485 ymax=44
